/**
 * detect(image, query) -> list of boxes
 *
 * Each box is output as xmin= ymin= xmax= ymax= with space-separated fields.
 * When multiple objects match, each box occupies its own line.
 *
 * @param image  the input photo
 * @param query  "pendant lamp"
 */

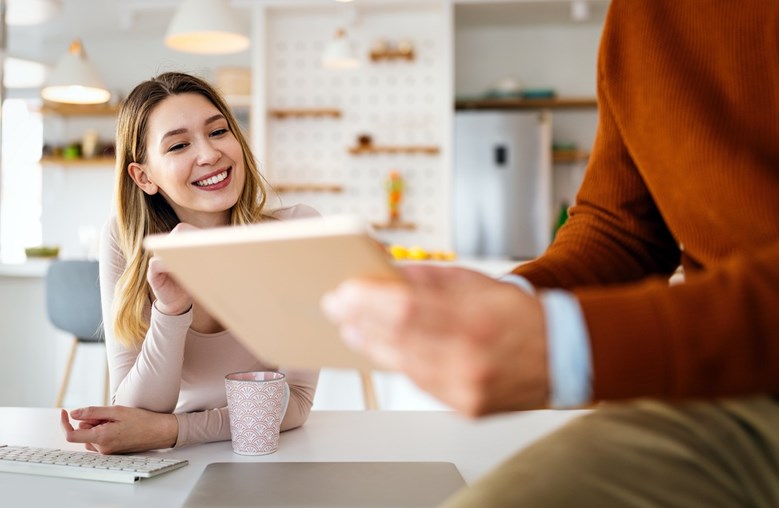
xmin=165 ymin=0 xmax=249 ymax=55
xmin=41 ymin=39 xmax=111 ymax=105
xmin=322 ymin=29 xmax=359 ymax=69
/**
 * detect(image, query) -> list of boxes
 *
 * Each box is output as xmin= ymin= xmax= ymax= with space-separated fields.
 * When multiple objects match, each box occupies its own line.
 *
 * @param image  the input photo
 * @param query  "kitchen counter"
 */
xmin=0 ymin=257 xmax=522 ymax=279
xmin=0 ymin=259 xmax=52 ymax=278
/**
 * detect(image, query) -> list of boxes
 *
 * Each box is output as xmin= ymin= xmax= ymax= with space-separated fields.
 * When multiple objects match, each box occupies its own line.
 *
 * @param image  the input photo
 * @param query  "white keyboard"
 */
xmin=0 ymin=444 xmax=188 ymax=484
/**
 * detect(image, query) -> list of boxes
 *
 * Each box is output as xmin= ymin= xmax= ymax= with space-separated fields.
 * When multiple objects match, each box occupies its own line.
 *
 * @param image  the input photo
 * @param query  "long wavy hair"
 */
xmin=112 ymin=71 xmax=272 ymax=347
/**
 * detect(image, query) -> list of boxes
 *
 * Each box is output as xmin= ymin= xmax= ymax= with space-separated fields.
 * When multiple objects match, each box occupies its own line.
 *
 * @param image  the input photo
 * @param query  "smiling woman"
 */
xmin=59 ymin=72 xmax=320 ymax=455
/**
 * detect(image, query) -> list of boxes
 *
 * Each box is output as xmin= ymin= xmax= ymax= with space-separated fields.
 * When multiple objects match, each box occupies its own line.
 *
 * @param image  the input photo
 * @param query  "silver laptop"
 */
xmin=182 ymin=462 xmax=466 ymax=507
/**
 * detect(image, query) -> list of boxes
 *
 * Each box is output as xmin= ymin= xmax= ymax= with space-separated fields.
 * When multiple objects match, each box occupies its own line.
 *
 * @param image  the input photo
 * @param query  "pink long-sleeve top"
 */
xmin=100 ymin=205 xmax=320 ymax=447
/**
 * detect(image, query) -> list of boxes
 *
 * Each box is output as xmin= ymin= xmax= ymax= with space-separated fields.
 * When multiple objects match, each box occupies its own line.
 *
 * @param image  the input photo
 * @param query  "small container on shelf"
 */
xmin=357 ymin=133 xmax=373 ymax=148
xmin=24 ymin=246 xmax=60 ymax=259
xmin=369 ymin=39 xmax=415 ymax=62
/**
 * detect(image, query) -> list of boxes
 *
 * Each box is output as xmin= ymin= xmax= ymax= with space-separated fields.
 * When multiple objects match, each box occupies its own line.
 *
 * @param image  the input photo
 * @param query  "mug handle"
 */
xmin=281 ymin=381 xmax=290 ymax=420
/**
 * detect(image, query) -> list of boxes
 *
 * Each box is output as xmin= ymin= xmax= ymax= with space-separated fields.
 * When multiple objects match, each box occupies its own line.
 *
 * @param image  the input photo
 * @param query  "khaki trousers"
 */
xmin=443 ymin=396 xmax=779 ymax=507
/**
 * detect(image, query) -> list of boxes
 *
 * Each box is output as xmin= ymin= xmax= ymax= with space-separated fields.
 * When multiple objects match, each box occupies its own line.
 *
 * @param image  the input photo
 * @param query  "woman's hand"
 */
xmin=147 ymin=222 xmax=198 ymax=316
xmin=60 ymin=406 xmax=179 ymax=455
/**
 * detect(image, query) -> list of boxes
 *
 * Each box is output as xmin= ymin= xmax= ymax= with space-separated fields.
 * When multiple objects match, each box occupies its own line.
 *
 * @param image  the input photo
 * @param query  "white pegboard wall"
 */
xmin=264 ymin=3 xmax=451 ymax=250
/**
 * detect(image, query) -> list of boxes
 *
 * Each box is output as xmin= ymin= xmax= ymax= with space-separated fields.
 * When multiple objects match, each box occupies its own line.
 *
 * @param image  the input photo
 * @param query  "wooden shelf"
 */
xmin=40 ymin=102 xmax=119 ymax=116
xmin=371 ymin=221 xmax=417 ymax=231
xmin=273 ymin=183 xmax=344 ymax=193
xmin=269 ymin=108 xmax=342 ymax=119
xmin=41 ymin=156 xmax=115 ymax=167
xmin=348 ymin=145 xmax=440 ymax=155
xmin=369 ymin=49 xmax=415 ymax=62
xmin=552 ymin=149 xmax=590 ymax=164
xmin=455 ymin=97 xmax=597 ymax=110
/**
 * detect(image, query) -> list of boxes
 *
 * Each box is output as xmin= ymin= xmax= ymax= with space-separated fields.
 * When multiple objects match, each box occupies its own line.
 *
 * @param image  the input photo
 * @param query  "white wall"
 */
xmin=261 ymin=1 xmax=454 ymax=251
xmin=454 ymin=22 xmax=602 ymax=98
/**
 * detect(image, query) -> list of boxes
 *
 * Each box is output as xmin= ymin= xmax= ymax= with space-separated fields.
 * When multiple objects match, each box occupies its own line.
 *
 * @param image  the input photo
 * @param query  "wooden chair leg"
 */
xmin=55 ymin=337 xmax=79 ymax=408
xmin=360 ymin=369 xmax=378 ymax=410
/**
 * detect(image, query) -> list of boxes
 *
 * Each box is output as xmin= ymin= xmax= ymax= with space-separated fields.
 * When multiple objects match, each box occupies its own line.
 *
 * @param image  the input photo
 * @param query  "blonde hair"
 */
xmin=113 ymin=72 xmax=272 ymax=347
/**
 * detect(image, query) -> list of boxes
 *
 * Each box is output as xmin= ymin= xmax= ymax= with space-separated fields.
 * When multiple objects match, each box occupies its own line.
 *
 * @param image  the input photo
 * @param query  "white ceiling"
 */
xmin=7 ymin=1 xmax=174 ymax=64
xmin=4 ymin=0 xmax=610 ymax=80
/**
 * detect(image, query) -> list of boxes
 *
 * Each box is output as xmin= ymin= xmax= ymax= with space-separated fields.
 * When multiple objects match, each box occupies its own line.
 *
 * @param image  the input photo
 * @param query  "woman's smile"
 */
xmin=193 ymin=168 xmax=232 ymax=190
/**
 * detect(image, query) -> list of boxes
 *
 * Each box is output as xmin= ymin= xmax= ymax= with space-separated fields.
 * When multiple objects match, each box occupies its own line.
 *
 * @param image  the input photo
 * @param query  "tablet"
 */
xmin=143 ymin=215 xmax=400 ymax=369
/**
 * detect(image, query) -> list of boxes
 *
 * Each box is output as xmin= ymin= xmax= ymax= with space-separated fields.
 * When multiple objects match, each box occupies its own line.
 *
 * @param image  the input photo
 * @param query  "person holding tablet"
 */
xmin=61 ymin=72 xmax=319 ymax=454
xmin=322 ymin=2 xmax=779 ymax=506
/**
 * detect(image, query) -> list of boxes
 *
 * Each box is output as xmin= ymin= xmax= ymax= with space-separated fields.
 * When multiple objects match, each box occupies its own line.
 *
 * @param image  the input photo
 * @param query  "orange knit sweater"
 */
xmin=514 ymin=1 xmax=779 ymax=401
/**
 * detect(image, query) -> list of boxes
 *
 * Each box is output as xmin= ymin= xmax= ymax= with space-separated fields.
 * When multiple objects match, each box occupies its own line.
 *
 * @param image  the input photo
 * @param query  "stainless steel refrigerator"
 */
xmin=454 ymin=110 xmax=552 ymax=260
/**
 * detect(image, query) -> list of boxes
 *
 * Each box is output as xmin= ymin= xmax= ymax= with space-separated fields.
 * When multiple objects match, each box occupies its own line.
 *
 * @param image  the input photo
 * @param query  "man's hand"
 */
xmin=322 ymin=264 xmax=549 ymax=416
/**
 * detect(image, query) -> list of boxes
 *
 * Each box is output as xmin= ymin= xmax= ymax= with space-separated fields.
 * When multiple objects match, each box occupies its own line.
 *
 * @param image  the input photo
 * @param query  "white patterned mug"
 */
xmin=225 ymin=371 xmax=290 ymax=455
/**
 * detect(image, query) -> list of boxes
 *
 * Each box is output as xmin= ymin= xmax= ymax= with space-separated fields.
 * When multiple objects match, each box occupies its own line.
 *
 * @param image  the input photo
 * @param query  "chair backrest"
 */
xmin=45 ymin=260 xmax=104 ymax=342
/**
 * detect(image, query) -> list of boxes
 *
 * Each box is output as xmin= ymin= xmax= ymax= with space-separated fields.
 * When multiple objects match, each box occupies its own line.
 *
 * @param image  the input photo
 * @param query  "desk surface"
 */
xmin=0 ymin=407 xmax=584 ymax=507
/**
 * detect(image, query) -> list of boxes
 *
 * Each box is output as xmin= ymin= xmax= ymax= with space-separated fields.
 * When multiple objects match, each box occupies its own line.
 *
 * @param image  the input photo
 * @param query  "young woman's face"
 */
xmin=130 ymin=93 xmax=245 ymax=228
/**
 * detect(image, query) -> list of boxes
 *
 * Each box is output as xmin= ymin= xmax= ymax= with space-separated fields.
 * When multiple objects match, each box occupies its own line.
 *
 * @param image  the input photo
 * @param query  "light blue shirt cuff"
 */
xmin=540 ymin=290 xmax=592 ymax=408
xmin=500 ymin=275 xmax=592 ymax=407
xmin=499 ymin=273 xmax=536 ymax=295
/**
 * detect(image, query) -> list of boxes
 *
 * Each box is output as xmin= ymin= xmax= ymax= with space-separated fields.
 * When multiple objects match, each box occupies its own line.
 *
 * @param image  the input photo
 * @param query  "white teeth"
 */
xmin=194 ymin=170 xmax=228 ymax=187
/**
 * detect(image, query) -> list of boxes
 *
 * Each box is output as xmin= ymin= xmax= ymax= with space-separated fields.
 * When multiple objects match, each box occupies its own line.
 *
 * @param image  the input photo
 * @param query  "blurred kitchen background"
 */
xmin=0 ymin=0 xmax=605 ymax=409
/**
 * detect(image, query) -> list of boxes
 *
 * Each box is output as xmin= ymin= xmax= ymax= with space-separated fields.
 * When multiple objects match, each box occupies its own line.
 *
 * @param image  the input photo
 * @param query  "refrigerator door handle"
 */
xmin=494 ymin=144 xmax=508 ymax=167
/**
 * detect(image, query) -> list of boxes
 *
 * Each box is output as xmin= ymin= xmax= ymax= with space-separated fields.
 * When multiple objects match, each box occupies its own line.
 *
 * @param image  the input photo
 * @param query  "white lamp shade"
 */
xmin=322 ymin=29 xmax=359 ymax=69
xmin=165 ymin=0 xmax=249 ymax=55
xmin=41 ymin=39 xmax=111 ymax=105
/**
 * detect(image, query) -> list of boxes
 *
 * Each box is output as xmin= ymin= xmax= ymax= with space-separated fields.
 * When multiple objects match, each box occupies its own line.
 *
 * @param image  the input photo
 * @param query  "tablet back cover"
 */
xmin=144 ymin=215 xmax=399 ymax=369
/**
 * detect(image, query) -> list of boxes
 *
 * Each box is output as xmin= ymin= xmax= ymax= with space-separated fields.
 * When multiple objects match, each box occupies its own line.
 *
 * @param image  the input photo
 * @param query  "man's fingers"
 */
xmin=323 ymin=280 xmax=412 ymax=327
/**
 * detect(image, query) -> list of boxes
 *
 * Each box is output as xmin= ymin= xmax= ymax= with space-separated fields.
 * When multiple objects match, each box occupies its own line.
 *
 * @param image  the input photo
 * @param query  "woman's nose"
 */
xmin=196 ymin=140 xmax=220 ymax=165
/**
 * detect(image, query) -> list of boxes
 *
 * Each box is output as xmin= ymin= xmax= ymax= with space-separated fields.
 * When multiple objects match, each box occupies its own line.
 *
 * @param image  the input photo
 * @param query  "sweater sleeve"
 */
xmin=575 ymin=241 xmax=779 ymax=401
xmin=101 ymin=219 xmax=193 ymax=412
xmin=513 ymin=78 xmax=680 ymax=289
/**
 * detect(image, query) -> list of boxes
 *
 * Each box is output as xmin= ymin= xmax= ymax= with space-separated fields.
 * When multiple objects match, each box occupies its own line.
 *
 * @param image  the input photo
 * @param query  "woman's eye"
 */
xmin=210 ymin=128 xmax=229 ymax=137
xmin=168 ymin=142 xmax=188 ymax=152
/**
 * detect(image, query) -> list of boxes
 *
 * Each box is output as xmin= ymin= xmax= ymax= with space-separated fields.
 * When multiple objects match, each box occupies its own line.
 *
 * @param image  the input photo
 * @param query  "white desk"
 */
xmin=0 ymin=407 xmax=585 ymax=507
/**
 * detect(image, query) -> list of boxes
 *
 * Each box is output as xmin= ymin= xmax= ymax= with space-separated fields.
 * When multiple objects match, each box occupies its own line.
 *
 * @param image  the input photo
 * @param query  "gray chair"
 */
xmin=45 ymin=260 xmax=108 ymax=407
